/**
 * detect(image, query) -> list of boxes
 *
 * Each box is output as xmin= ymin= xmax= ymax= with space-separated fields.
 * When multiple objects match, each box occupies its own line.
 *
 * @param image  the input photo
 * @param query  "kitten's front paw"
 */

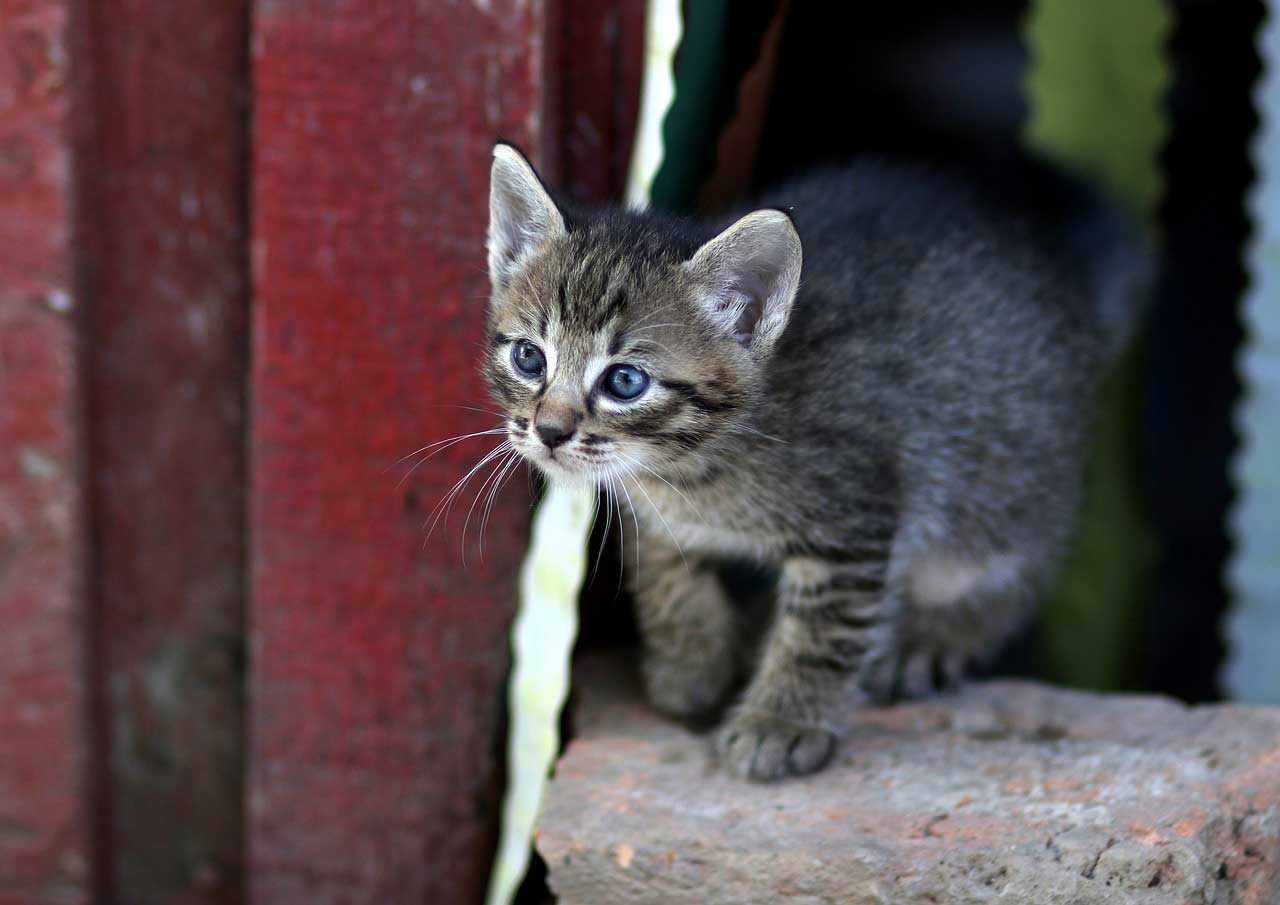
xmin=642 ymin=653 xmax=735 ymax=721
xmin=715 ymin=715 xmax=836 ymax=782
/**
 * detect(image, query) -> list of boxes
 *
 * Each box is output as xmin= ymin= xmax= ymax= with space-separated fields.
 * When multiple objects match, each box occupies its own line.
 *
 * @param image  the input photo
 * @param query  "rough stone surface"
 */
xmin=538 ymin=654 xmax=1280 ymax=905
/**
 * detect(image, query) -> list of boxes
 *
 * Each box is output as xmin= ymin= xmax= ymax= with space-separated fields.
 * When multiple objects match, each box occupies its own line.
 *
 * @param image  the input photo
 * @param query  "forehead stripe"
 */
xmin=591 ymin=286 xmax=628 ymax=332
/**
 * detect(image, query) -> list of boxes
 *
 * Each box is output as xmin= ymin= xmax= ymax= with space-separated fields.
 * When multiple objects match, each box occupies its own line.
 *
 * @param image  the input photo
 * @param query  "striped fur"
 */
xmin=483 ymin=144 xmax=1148 ymax=781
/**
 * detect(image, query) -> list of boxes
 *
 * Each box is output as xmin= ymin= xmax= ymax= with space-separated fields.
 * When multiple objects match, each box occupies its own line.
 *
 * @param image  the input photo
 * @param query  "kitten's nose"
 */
xmin=535 ymin=421 xmax=575 ymax=449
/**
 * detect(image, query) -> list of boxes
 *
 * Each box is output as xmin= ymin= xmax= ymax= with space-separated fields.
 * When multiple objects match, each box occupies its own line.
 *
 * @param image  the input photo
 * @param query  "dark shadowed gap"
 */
xmin=1144 ymin=0 xmax=1262 ymax=702
xmin=68 ymin=0 xmax=114 ymax=900
xmin=754 ymin=2 xmax=1029 ymax=184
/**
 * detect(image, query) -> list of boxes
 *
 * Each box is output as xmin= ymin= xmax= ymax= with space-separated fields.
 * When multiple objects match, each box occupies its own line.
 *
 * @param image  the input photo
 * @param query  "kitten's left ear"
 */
xmin=684 ymin=209 xmax=802 ymax=359
xmin=488 ymin=143 xmax=567 ymax=288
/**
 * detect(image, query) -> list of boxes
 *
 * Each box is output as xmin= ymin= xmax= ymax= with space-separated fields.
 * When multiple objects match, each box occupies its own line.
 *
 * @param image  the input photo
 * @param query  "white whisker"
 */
xmin=390 ymin=426 xmax=506 ymax=469
xmin=625 ymin=472 xmax=688 ymax=570
xmin=417 ymin=402 xmax=509 ymax=419
xmin=629 ymin=337 xmax=681 ymax=358
xmin=626 ymin=322 xmax=694 ymax=333
xmin=609 ymin=480 xmax=626 ymax=597
xmin=731 ymin=423 xmax=788 ymax=444
xmin=462 ymin=447 xmax=520 ymax=565
xmin=390 ymin=426 xmax=506 ymax=487
xmin=616 ymin=477 xmax=645 ymax=582
xmin=588 ymin=483 xmax=611 ymax=586
xmin=423 ymin=440 xmax=513 ymax=545
xmin=478 ymin=450 xmax=524 ymax=561
xmin=629 ymin=301 xmax=682 ymax=329
xmin=623 ymin=454 xmax=705 ymax=520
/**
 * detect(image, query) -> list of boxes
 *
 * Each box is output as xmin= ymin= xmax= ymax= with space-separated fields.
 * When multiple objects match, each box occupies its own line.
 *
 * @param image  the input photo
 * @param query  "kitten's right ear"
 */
xmin=488 ymin=143 xmax=566 ymax=288
xmin=684 ymin=209 xmax=802 ymax=359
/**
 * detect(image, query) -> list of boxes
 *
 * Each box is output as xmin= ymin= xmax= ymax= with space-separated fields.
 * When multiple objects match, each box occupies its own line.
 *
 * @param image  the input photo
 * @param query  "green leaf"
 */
xmin=484 ymin=484 xmax=594 ymax=905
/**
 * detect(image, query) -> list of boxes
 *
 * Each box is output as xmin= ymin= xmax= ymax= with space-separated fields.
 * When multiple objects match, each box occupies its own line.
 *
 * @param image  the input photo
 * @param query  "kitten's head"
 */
xmin=483 ymin=143 xmax=802 ymax=485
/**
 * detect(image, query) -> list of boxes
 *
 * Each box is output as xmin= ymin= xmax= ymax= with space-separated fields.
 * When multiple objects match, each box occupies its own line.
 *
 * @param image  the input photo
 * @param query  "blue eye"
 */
xmin=604 ymin=364 xmax=649 ymax=401
xmin=512 ymin=340 xmax=545 ymax=377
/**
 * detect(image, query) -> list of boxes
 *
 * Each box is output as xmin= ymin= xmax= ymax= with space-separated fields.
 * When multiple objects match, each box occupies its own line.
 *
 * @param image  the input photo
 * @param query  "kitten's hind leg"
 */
xmin=631 ymin=535 xmax=740 ymax=721
xmin=717 ymin=554 xmax=896 ymax=781
xmin=863 ymin=551 xmax=1039 ymax=702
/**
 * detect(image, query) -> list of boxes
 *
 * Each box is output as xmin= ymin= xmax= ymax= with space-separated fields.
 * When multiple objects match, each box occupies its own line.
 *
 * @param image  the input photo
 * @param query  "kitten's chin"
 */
xmin=537 ymin=468 xmax=600 ymax=489
xmin=518 ymin=449 xmax=603 ymax=487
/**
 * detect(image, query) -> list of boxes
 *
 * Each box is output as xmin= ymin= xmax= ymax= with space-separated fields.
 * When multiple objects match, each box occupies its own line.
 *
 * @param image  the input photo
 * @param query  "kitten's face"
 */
xmin=483 ymin=144 xmax=802 ymax=486
xmin=484 ymin=247 xmax=742 ymax=485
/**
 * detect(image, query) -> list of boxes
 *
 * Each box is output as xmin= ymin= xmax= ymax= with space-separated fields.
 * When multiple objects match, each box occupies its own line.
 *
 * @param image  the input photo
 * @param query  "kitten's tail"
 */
xmin=998 ymin=151 xmax=1154 ymax=362
xmin=967 ymin=150 xmax=1152 ymax=363
xmin=1073 ymin=198 xmax=1155 ymax=362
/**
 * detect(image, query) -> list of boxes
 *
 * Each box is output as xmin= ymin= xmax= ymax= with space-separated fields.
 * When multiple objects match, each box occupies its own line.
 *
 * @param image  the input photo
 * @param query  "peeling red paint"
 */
xmin=76 ymin=0 xmax=250 ymax=901
xmin=557 ymin=0 xmax=646 ymax=204
xmin=2 ymin=4 xmax=642 ymax=901
xmin=0 ymin=2 xmax=89 ymax=903
xmin=247 ymin=3 xmax=548 ymax=902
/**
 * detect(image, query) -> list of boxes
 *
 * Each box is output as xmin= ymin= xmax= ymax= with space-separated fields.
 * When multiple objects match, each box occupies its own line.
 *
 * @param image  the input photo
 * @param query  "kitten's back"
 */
xmin=756 ymin=156 xmax=1147 ymax=364
xmin=744 ymin=157 xmax=1144 ymax=571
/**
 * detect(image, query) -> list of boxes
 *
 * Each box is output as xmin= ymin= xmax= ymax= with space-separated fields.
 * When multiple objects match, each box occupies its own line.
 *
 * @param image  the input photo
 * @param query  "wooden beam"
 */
xmin=76 ymin=0 xmax=251 ymax=901
xmin=247 ymin=3 xmax=554 ymax=901
xmin=0 ymin=2 xmax=90 ymax=902
xmin=559 ymin=0 xmax=646 ymax=205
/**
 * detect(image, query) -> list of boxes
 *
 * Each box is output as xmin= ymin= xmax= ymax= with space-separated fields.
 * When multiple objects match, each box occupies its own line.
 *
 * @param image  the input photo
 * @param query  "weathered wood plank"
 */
xmin=0 ymin=1 xmax=89 ymax=902
xmin=559 ymin=0 xmax=646 ymax=205
xmin=75 ymin=1 xmax=251 ymax=901
xmin=247 ymin=3 xmax=551 ymax=902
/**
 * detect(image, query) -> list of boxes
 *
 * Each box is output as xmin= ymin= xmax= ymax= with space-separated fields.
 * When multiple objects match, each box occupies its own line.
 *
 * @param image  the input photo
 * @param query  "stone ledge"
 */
xmin=537 ymin=653 xmax=1280 ymax=905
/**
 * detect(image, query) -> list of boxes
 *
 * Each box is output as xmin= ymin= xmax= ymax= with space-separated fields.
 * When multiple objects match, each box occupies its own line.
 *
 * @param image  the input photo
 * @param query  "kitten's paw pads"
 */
xmin=642 ymin=654 xmax=735 ymax=720
xmin=715 ymin=716 xmax=836 ymax=782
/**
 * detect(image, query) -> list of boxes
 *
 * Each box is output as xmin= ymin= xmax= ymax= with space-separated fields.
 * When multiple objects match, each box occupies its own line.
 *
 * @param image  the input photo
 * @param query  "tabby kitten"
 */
xmin=483 ymin=142 xmax=1146 ymax=781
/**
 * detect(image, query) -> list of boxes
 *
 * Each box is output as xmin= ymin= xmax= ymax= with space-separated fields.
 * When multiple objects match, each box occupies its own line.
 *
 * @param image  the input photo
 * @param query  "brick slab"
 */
xmin=541 ymin=655 xmax=1280 ymax=905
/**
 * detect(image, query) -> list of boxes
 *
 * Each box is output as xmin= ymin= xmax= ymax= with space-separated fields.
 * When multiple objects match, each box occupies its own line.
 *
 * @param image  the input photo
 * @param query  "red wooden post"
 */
xmin=248 ymin=4 xmax=557 ymax=902
xmin=559 ymin=0 xmax=646 ymax=206
xmin=76 ymin=1 xmax=250 ymax=902
xmin=0 ymin=2 xmax=91 ymax=903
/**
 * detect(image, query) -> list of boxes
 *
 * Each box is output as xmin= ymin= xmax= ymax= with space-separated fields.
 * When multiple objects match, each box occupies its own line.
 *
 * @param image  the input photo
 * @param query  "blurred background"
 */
xmin=0 ymin=1 xmax=1270 ymax=903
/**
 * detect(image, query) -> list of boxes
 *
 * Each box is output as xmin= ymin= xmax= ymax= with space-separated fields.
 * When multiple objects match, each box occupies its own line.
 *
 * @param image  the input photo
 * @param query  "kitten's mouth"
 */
xmin=530 ymin=447 xmax=582 ymax=471
xmin=512 ymin=437 xmax=615 ymax=485
xmin=530 ymin=452 xmax=598 ymax=484
xmin=508 ymin=425 xmax=646 ymax=486
xmin=512 ymin=437 xmax=575 ymax=473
